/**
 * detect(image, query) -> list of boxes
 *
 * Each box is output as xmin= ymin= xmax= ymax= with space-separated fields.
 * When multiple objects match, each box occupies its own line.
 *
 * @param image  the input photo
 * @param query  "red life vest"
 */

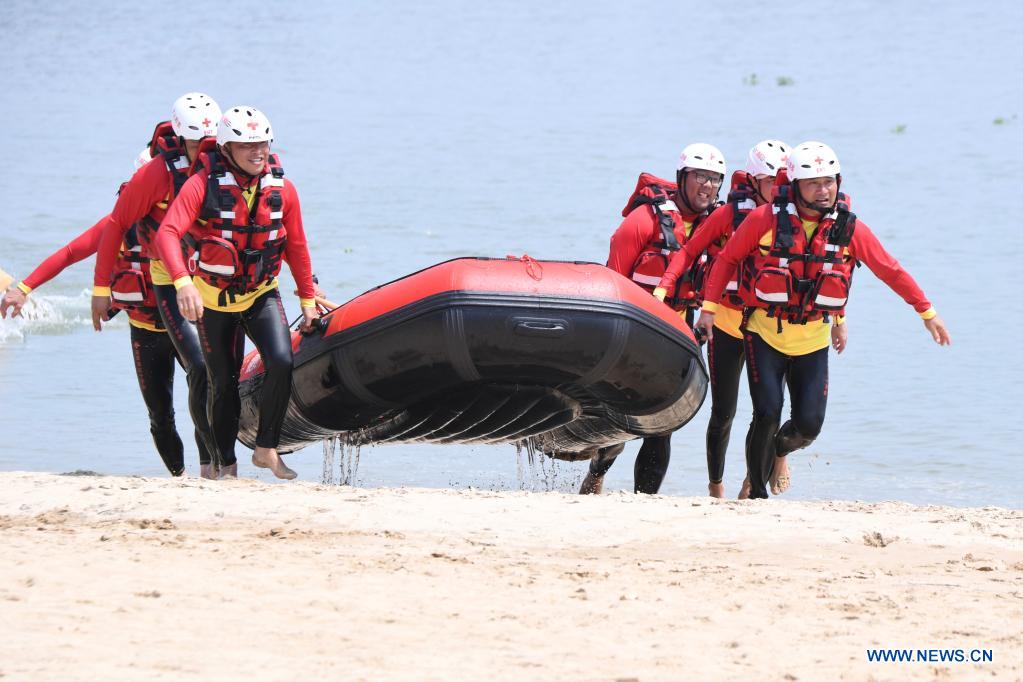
xmin=193 ymin=150 xmax=288 ymax=302
xmin=109 ymin=222 xmax=163 ymax=329
xmin=740 ymin=183 xmax=857 ymax=327
xmin=621 ymin=173 xmax=711 ymax=310
xmin=133 ymin=122 xmax=194 ymax=249
xmin=705 ymin=171 xmax=759 ymax=308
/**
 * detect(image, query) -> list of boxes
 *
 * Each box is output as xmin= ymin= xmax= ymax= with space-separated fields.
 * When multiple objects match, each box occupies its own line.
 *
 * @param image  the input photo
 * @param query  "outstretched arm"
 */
xmin=2 ymin=219 xmax=106 ymax=319
xmin=850 ymin=220 xmax=950 ymax=346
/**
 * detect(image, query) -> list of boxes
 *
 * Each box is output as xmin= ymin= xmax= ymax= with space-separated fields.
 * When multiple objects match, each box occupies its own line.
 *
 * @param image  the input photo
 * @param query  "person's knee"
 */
xmin=792 ymin=410 xmax=825 ymax=441
xmin=179 ymin=344 xmax=207 ymax=375
xmin=207 ymin=366 xmax=238 ymax=394
xmin=261 ymin=345 xmax=293 ymax=377
xmin=148 ymin=410 xmax=176 ymax=435
xmin=751 ymin=409 xmax=781 ymax=430
xmin=775 ymin=419 xmax=819 ymax=455
xmin=708 ymin=406 xmax=736 ymax=431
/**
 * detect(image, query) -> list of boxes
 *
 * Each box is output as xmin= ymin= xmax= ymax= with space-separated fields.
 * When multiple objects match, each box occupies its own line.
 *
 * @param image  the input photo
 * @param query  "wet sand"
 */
xmin=1 ymin=471 xmax=1021 ymax=680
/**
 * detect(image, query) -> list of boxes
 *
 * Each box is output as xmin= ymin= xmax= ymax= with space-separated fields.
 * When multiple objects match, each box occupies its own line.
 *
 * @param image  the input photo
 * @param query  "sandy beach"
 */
xmin=0 ymin=471 xmax=1020 ymax=681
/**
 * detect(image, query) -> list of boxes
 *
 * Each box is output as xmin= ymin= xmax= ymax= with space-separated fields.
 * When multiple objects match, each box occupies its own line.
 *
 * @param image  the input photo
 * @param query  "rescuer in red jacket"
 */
xmin=156 ymin=106 xmax=317 ymax=482
xmin=653 ymin=139 xmax=839 ymax=498
xmin=694 ymin=142 xmax=951 ymax=499
xmin=580 ymin=142 xmax=725 ymax=495
xmin=1 ymin=94 xmax=224 ymax=476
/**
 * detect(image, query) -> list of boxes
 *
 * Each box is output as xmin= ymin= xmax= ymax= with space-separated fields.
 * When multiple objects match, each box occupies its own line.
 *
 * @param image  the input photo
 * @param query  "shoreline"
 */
xmin=1 ymin=471 xmax=1021 ymax=680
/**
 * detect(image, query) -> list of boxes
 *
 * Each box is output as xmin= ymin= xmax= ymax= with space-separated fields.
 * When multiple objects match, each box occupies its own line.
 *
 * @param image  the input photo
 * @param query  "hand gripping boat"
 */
xmin=237 ymin=257 xmax=708 ymax=461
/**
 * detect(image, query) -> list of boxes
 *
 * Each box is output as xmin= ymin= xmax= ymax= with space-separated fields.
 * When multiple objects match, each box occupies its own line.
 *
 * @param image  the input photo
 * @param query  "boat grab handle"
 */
xmin=513 ymin=317 xmax=568 ymax=338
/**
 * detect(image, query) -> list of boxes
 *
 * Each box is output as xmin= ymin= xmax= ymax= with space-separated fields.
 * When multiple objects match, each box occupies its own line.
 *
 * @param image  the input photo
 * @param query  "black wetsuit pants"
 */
xmin=744 ymin=331 xmax=829 ymax=499
xmin=706 ymin=330 xmax=746 ymax=484
xmin=130 ymin=325 xmax=188 ymax=475
xmin=587 ymin=436 xmax=670 ymax=494
xmin=197 ymin=288 xmax=293 ymax=465
xmin=154 ymin=284 xmax=217 ymax=466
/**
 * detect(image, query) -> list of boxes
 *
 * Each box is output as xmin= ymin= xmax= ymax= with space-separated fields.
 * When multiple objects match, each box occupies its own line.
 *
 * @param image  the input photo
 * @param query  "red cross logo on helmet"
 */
xmin=814 ymin=156 xmax=824 ymax=165
xmin=247 ymin=121 xmax=259 ymax=130
xmin=202 ymin=118 xmax=211 ymax=127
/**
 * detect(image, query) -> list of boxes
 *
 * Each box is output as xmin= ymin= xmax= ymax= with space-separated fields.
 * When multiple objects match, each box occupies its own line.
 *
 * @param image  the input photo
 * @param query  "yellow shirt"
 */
xmin=129 ymin=317 xmax=164 ymax=332
xmin=713 ymin=305 xmax=745 ymax=339
xmin=149 ymin=259 xmax=173 ymax=286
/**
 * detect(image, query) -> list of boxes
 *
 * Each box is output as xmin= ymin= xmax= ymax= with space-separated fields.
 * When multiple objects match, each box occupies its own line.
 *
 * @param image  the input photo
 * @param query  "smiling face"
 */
xmin=224 ymin=141 xmax=270 ymax=175
xmin=681 ymin=168 xmax=724 ymax=213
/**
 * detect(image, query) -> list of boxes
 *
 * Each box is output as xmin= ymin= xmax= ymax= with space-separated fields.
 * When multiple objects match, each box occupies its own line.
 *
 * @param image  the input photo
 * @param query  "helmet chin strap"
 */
xmin=220 ymin=145 xmax=258 ymax=183
xmin=751 ymin=173 xmax=771 ymax=205
xmin=793 ymin=179 xmax=837 ymax=215
xmin=674 ymin=169 xmax=699 ymax=214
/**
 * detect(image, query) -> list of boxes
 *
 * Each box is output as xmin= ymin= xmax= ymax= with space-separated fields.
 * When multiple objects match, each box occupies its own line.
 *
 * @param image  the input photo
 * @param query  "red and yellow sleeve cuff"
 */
xmin=919 ymin=307 xmax=937 ymax=321
xmin=92 ymin=286 xmax=111 ymax=297
xmin=173 ymin=276 xmax=193 ymax=291
xmin=701 ymin=301 xmax=720 ymax=314
xmin=17 ymin=281 xmax=32 ymax=295
xmin=300 ymin=298 xmax=316 ymax=309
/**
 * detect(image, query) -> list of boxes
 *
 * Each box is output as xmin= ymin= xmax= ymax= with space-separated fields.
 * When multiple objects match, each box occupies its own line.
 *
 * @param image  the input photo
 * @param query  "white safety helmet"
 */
xmin=786 ymin=141 xmax=841 ymax=180
xmin=677 ymin=142 xmax=726 ymax=176
xmin=170 ymin=92 xmax=221 ymax=140
xmin=745 ymin=139 xmax=789 ymax=177
xmin=217 ymin=106 xmax=274 ymax=146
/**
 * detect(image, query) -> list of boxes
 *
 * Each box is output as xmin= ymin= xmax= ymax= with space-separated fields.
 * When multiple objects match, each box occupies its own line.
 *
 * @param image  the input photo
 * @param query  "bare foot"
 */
xmin=737 ymin=476 xmax=751 ymax=500
xmin=578 ymin=472 xmax=604 ymax=495
xmin=708 ymin=482 xmax=725 ymax=498
xmin=200 ymin=463 xmax=217 ymax=480
xmin=770 ymin=456 xmax=791 ymax=495
xmin=219 ymin=462 xmax=238 ymax=479
xmin=252 ymin=447 xmax=297 ymax=480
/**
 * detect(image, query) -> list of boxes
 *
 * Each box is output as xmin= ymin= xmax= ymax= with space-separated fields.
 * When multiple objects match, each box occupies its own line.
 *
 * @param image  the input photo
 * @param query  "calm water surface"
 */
xmin=1 ymin=1 xmax=1020 ymax=507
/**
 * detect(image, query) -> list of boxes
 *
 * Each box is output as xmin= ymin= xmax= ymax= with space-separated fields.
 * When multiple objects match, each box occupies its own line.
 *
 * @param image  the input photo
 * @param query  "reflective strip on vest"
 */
xmin=172 ymin=156 xmax=189 ymax=170
xmin=632 ymin=272 xmax=662 ymax=286
xmin=659 ymin=200 xmax=678 ymax=212
xmin=755 ymin=288 xmax=789 ymax=303
xmin=261 ymin=176 xmax=285 ymax=189
xmin=199 ymin=261 xmax=235 ymax=276
xmin=220 ymin=211 xmax=236 ymax=220
xmin=112 ymin=291 xmax=145 ymax=303
xmin=725 ymin=280 xmax=738 ymax=292
xmin=269 ymin=211 xmax=283 ymax=220
xmin=269 ymin=230 xmax=279 ymax=240
xmin=218 ymin=173 xmax=238 ymax=187
xmin=815 ymin=293 xmax=847 ymax=307
xmin=736 ymin=198 xmax=756 ymax=211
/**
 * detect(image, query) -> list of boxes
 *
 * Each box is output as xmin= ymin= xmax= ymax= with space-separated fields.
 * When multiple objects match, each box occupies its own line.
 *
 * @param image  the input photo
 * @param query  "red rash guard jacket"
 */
xmin=154 ymin=170 xmax=316 ymax=305
xmin=19 ymin=217 xmax=108 ymax=292
xmin=703 ymin=202 xmax=933 ymax=315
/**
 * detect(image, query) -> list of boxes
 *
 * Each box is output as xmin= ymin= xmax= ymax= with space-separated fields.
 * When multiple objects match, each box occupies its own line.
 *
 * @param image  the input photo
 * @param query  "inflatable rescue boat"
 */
xmin=237 ymin=257 xmax=707 ymax=461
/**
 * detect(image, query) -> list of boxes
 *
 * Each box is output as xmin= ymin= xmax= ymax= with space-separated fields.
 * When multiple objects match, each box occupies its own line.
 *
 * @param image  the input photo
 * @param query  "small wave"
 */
xmin=0 ymin=290 xmax=125 ymax=343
